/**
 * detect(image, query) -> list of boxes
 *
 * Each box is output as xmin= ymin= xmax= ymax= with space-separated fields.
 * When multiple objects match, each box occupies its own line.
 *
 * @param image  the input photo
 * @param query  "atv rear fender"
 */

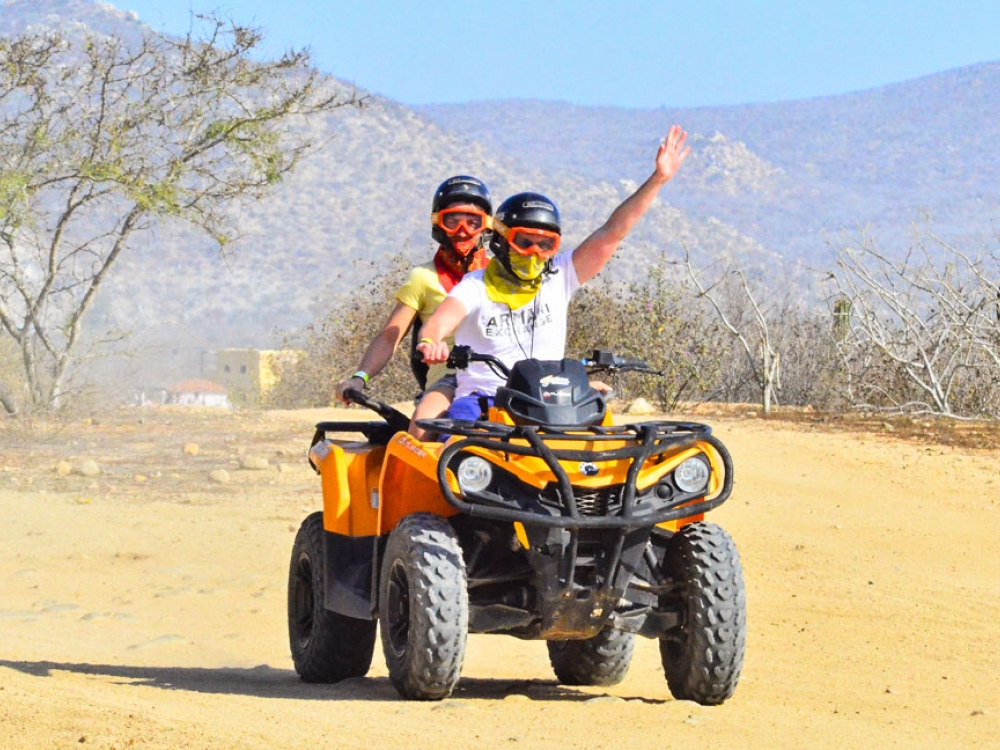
xmin=308 ymin=437 xmax=385 ymax=619
xmin=309 ymin=439 xmax=384 ymax=537
xmin=308 ymin=425 xmax=458 ymax=620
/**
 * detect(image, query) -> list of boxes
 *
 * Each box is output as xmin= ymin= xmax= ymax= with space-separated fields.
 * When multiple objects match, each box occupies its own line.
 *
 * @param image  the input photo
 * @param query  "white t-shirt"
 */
xmin=447 ymin=252 xmax=582 ymax=399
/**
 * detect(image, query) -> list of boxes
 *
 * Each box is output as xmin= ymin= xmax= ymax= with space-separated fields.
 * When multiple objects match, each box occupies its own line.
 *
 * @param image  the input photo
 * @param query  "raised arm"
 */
xmin=415 ymin=295 xmax=469 ymax=364
xmin=572 ymin=125 xmax=690 ymax=285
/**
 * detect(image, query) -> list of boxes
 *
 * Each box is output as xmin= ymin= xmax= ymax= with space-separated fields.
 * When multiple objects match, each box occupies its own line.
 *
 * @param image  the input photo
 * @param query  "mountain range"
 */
xmin=3 ymin=0 xmax=999 ymax=388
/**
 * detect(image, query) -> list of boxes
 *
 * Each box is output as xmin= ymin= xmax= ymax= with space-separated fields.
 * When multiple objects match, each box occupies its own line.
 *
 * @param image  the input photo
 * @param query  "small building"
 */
xmin=167 ymin=379 xmax=231 ymax=408
xmin=133 ymin=386 xmax=169 ymax=406
xmin=211 ymin=348 xmax=303 ymax=405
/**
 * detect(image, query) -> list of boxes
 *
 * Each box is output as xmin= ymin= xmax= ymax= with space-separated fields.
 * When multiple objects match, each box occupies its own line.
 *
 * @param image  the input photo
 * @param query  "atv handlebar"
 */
xmin=443 ymin=345 xmax=662 ymax=378
xmin=581 ymin=350 xmax=663 ymax=377
xmin=341 ymin=388 xmax=410 ymax=433
xmin=445 ymin=346 xmax=511 ymax=380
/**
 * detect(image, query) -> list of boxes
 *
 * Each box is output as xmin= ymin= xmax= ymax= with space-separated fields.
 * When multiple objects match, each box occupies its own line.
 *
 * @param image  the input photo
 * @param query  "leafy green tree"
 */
xmin=0 ymin=16 xmax=360 ymax=413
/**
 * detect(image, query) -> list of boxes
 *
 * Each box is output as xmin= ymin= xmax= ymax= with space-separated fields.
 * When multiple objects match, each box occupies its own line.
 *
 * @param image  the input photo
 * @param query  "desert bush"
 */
xmin=677 ymin=244 xmax=854 ymax=412
xmin=0 ymin=335 xmax=24 ymax=414
xmin=268 ymin=257 xmax=416 ymax=408
xmin=274 ymin=252 xmax=857 ymax=416
xmin=705 ymin=290 xmax=844 ymax=411
xmin=828 ymin=229 xmax=1000 ymax=417
xmin=568 ymin=262 xmax=725 ymax=410
xmin=772 ymin=306 xmax=846 ymax=410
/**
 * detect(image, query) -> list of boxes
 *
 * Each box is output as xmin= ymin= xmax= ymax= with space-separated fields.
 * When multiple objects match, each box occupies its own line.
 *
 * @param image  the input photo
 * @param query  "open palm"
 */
xmin=656 ymin=124 xmax=691 ymax=181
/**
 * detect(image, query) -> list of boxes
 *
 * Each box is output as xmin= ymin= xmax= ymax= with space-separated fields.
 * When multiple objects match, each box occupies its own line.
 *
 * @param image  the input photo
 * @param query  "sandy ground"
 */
xmin=1 ymin=406 xmax=998 ymax=750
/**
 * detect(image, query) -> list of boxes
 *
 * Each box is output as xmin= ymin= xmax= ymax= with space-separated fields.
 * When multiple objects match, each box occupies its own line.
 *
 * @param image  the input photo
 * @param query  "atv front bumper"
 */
xmin=423 ymin=419 xmax=734 ymax=531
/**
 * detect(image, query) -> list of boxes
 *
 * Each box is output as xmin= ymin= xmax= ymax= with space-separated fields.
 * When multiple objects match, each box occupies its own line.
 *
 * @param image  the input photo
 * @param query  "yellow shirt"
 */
xmin=394 ymin=261 xmax=454 ymax=386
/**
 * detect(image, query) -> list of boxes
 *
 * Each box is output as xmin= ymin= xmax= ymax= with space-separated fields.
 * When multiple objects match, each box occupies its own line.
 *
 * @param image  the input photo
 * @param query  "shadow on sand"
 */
xmin=0 ymin=660 xmax=668 ymax=704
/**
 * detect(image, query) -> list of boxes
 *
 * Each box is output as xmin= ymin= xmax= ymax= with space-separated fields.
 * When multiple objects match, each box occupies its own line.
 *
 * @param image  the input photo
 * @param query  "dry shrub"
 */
xmin=568 ymin=264 xmax=725 ymax=410
xmin=268 ymin=257 xmax=417 ymax=408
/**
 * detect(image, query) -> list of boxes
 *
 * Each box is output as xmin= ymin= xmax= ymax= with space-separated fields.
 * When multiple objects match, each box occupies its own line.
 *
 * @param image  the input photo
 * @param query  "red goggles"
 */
xmin=432 ymin=207 xmax=490 ymax=236
xmin=496 ymin=221 xmax=561 ymax=259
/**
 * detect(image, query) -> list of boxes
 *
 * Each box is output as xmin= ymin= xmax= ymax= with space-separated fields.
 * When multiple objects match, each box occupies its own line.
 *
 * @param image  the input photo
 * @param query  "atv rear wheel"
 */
xmin=288 ymin=512 xmax=377 ymax=682
xmin=659 ymin=522 xmax=746 ymax=705
xmin=379 ymin=513 xmax=468 ymax=700
xmin=547 ymin=628 xmax=635 ymax=686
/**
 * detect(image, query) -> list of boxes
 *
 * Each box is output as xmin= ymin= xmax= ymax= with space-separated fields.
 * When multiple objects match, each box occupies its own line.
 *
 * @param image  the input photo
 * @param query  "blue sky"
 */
xmin=116 ymin=0 xmax=1000 ymax=108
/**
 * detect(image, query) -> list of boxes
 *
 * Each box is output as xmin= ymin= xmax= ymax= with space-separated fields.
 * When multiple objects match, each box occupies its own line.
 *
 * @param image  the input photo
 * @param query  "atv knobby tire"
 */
xmin=659 ymin=522 xmax=746 ymax=705
xmin=547 ymin=628 xmax=635 ymax=686
xmin=288 ymin=512 xmax=377 ymax=682
xmin=379 ymin=513 xmax=469 ymax=700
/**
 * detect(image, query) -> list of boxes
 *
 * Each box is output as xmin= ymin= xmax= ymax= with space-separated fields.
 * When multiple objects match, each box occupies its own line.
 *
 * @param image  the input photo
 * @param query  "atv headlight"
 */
xmin=457 ymin=455 xmax=493 ymax=493
xmin=675 ymin=456 xmax=710 ymax=493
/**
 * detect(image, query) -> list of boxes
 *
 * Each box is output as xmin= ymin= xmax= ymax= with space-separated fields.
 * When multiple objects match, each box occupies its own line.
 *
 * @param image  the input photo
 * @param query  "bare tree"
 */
xmin=682 ymin=248 xmax=783 ymax=413
xmin=0 ymin=16 xmax=360 ymax=414
xmin=827 ymin=227 xmax=1000 ymax=417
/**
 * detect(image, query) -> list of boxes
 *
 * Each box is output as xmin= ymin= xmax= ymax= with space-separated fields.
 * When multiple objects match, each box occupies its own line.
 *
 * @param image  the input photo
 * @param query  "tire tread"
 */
xmin=288 ymin=512 xmax=376 ymax=682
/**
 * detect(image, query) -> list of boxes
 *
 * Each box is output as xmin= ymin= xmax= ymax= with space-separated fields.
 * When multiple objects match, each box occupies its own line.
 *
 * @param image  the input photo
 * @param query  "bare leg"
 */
xmin=408 ymin=385 xmax=455 ymax=440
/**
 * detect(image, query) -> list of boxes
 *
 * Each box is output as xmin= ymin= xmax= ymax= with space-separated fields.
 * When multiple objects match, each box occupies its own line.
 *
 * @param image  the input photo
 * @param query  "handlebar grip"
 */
xmin=582 ymin=355 xmax=650 ymax=370
xmin=342 ymin=387 xmax=366 ymax=404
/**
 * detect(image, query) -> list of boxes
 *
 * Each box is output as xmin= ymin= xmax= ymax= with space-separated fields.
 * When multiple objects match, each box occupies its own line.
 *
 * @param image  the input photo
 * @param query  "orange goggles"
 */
xmin=431 ymin=207 xmax=490 ymax=236
xmin=496 ymin=221 xmax=561 ymax=259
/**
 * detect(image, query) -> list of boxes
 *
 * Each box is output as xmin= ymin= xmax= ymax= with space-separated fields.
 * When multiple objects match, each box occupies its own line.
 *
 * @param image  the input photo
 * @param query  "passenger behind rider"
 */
xmin=416 ymin=126 xmax=691 ymax=421
xmin=335 ymin=176 xmax=492 ymax=438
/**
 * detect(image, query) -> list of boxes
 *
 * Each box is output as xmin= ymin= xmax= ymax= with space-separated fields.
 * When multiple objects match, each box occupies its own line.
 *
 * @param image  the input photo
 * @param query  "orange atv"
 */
xmin=288 ymin=347 xmax=746 ymax=704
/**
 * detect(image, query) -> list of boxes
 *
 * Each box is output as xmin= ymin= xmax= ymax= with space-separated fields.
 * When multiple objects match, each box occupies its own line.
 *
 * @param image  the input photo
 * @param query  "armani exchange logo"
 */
xmin=483 ymin=302 xmax=553 ymax=339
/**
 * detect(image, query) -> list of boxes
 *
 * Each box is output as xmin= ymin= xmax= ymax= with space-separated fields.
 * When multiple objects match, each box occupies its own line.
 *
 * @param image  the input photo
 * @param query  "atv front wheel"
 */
xmin=659 ymin=522 xmax=746 ymax=705
xmin=288 ymin=512 xmax=377 ymax=682
xmin=379 ymin=513 xmax=469 ymax=700
xmin=547 ymin=628 xmax=635 ymax=686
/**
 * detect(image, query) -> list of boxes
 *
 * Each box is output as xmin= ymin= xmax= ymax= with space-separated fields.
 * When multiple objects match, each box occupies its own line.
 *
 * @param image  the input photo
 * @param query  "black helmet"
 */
xmin=493 ymin=192 xmax=561 ymax=234
xmin=489 ymin=192 xmax=561 ymax=267
xmin=431 ymin=175 xmax=492 ymax=249
xmin=432 ymin=175 xmax=492 ymax=214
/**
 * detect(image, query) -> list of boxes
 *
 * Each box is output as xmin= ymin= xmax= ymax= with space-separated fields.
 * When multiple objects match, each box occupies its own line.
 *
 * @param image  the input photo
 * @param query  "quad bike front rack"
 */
xmin=418 ymin=418 xmax=734 ymax=530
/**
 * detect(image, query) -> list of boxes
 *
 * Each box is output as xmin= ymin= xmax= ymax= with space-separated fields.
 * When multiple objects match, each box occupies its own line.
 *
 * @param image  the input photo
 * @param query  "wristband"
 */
xmin=350 ymin=371 xmax=370 ymax=386
xmin=419 ymin=338 xmax=436 ymax=345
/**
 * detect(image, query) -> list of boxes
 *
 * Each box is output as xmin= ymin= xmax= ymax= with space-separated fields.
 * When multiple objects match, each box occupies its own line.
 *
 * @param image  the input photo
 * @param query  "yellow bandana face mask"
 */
xmin=509 ymin=252 xmax=547 ymax=281
xmin=484 ymin=257 xmax=543 ymax=309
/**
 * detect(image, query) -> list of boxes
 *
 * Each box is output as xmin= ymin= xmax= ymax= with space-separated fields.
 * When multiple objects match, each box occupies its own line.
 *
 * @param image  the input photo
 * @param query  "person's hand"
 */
xmin=654 ymin=125 xmax=691 ymax=183
xmin=335 ymin=375 xmax=365 ymax=405
xmin=416 ymin=339 xmax=450 ymax=365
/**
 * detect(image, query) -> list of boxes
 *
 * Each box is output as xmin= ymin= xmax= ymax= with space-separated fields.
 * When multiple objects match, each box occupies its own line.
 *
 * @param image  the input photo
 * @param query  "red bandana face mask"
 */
xmin=433 ymin=246 xmax=486 ymax=291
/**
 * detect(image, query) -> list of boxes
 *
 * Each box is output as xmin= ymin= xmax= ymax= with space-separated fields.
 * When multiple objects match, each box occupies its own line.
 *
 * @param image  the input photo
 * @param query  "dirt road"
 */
xmin=1 ymin=408 xmax=998 ymax=749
